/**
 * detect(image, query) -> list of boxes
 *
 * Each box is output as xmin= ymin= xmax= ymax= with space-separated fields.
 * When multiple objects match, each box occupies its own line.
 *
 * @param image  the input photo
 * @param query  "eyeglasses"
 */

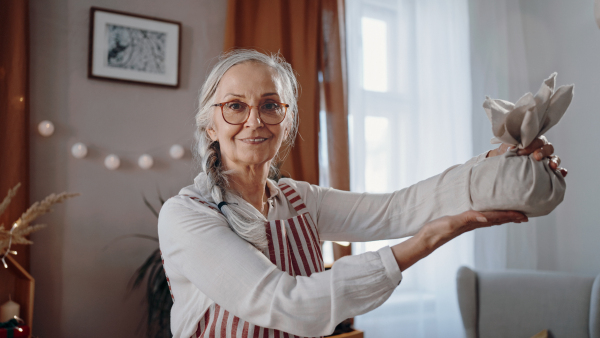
xmin=211 ymin=101 xmax=289 ymax=125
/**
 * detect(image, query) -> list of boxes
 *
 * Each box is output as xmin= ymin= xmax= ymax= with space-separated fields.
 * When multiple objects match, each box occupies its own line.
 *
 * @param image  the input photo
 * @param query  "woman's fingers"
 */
xmin=451 ymin=210 xmax=528 ymax=233
xmin=549 ymin=155 xmax=561 ymax=169
xmin=531 ymin=143 xmax=555 ymax=161
xmin=487 ymin=143 xmax=516 ymax=158
xmin=477 ymin=210 xmax=528 ymax=225
xmin=548 ymin=156 xmax=567 ymax=177
xmin=517 ymin=136 xmax=547 ymax=155
xmin=559 ymin=167 xmax=568 ymax=177
xmin=517 ymin=136 xmax=552 ymax=157
xmin=423 ymin=210 xmax=529 ymax=251
xmin=491 ymin=136 xmax=560 ymax=162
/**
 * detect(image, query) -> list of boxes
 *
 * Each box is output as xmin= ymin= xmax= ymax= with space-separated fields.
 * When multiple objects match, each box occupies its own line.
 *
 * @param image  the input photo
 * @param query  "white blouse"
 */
xmin=158 ymin=153 xmax=488 ymax=338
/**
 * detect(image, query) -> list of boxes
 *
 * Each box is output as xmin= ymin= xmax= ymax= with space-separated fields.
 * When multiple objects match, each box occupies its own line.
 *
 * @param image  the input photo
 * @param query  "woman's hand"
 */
xmin=391 ymin=210 xmax=527 ymax=271
xmin=419 ymin=210 xmax=527 ymax=250
xmin=486 ymin=136 xmax=568 ymax=177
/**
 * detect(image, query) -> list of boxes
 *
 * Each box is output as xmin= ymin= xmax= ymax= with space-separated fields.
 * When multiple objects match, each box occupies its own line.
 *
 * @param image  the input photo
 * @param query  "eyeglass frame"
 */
xmin=211 ymin=101 xmax=289 ymax=125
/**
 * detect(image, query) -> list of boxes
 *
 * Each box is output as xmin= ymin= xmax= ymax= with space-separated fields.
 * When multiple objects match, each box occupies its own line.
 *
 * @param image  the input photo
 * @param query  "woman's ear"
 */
xmin=207 ymin=127 xmax=218 ymax=142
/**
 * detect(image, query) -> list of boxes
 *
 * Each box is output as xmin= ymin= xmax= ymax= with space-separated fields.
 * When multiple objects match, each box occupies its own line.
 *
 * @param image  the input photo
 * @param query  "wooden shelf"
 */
xmin=328 ymin=330 xmax=364 ymax=338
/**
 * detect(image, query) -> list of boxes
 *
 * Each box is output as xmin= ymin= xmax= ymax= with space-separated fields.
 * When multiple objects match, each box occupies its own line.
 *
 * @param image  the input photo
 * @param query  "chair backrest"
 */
xmin=456 ymin=266 xmax=600 ymax=338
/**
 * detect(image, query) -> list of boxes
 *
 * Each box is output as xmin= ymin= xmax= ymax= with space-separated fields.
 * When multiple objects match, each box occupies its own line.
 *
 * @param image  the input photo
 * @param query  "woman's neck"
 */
xmin=227 ymin=162 xmax=271 ymax=217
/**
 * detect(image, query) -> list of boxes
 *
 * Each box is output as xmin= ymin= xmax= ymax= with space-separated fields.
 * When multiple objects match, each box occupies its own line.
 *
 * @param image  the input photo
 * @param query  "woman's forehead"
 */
xmin=216 ymin=62 xmax=280 ymax=99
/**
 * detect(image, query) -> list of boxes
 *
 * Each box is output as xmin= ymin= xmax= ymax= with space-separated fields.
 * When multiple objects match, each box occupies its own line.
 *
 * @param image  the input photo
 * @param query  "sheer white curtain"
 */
xmin=346 ymin=0 xmax=473 ymax=336
xmin=468 ymin=0 xmax=539 ymax=271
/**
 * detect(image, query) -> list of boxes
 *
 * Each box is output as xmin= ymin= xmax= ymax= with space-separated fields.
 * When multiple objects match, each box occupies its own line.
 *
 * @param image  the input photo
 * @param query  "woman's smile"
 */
xmin=238 ymin=136 xmax=269 ymax=144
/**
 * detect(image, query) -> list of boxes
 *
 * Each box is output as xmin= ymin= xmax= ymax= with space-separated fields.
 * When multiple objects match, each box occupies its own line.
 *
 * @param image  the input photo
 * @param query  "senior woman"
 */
xmin=158 ymin=50 xmax=566 ymax=338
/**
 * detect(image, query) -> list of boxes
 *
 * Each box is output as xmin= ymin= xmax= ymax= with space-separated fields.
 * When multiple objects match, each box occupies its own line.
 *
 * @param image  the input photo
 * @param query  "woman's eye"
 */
xmin=227 ymin=103 xmax=244 ymax=111
xmin=262 ymin=103 xmax=278 ymax=110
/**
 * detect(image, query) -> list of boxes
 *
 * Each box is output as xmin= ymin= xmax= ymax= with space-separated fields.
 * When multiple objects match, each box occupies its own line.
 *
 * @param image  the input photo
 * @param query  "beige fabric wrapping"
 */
xmin=470 ymin=73 xmax=573 ymax=217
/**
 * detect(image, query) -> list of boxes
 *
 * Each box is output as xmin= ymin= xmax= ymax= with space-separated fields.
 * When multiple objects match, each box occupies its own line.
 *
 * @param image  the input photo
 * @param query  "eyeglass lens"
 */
xmin=222 ymin=102 xmax=286 ymax=125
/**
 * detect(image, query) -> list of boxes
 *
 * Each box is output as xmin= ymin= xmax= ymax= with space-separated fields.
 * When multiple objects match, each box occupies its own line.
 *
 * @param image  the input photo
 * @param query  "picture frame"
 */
xmin=88 ymin=7 xmax=181 ymax=88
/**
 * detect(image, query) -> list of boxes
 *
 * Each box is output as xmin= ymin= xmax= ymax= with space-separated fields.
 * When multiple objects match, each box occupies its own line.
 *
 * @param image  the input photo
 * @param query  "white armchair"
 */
xmin=456 ymin=267 xmax=600 ymax=338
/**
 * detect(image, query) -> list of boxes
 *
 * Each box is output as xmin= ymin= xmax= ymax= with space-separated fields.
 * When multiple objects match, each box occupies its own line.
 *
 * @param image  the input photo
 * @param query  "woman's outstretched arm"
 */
xmin=391 ymin=210 xmax=527 ymax=271
xmin=293 ymin=137 xmax=563 ymax=243
xmin=288 ymin=153 xmax=488 ymax=242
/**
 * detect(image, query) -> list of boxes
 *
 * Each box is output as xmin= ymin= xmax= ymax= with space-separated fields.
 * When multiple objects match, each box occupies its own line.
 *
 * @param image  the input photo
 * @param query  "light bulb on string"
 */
xmin=138 ymin=154 xmax=153 ymax=170
xmin=38 ymin=120 xmax=54 ymax=137
xmin=170 ymin=144 xmax=185 ymax=159
xmin=104 ymin=154 xmax=120 ymax=170
xmin=71 ymin=142 xmax=88 ymax=159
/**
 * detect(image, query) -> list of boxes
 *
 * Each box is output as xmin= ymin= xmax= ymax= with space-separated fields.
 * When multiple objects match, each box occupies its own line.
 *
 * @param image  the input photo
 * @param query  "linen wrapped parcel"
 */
xmin=470 ymin=73 xmax=573 ymax=217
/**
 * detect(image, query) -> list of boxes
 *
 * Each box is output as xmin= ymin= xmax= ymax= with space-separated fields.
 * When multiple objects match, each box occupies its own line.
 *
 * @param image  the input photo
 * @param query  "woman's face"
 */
xmin=208 ymin=62 xmax=289 ymax=171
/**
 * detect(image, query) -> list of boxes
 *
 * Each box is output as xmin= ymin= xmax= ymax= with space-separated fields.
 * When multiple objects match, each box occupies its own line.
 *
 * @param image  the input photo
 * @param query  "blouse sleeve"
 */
xmin=296 ymin=146 xmax=563 ymax=242
xmin=158 ymin=197 xmax=402 ymax=337
xmin=287 ymin=153 xmax=488 ymax=242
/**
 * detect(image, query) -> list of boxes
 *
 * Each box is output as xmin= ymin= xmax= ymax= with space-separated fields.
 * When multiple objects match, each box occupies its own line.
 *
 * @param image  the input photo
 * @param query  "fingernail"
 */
xmin=476 ymin=216 xmax=488 ymax=223
xmin=536 ymin=152 xmax=543 ymax=160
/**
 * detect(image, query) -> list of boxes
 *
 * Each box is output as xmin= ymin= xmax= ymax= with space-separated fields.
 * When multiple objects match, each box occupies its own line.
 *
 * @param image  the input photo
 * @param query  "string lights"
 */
xmin=104 ymin=154 xmax=121 ymax=170
xmin=37 ymin=120 xmax=54 ymax=137
xmin=71 ymin=142 xmax=88 ymax=159
xmin=138 ymin=154 xmax=154 ymax=170
xmin=169 ymin=144 xmax=185 ymax=159
xmin=1 ymin=223 xmax=19 ymax=269
xmin=36 ymin=119 xmax=188 ymax=170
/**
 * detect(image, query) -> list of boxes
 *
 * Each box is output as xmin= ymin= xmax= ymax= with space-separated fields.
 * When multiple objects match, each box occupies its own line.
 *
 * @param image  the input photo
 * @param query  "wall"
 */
xmin=29 ymin=0 xmax=227 ymax=336
xmin=519 ymin=0 xmax=600 ymax=274
xmin=26 ymin=0 xmax=600 ymax=336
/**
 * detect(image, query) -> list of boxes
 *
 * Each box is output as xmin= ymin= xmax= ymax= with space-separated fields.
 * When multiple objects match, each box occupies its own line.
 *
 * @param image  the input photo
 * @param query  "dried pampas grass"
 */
xmin=0 ymin=183 xmax=79 ymax=255
xmin=0 ymin=182 xmax=21 ymax=219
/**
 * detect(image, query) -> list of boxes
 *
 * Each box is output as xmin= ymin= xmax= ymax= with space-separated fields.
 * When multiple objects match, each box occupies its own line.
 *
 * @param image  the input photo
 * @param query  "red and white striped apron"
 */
xmin=190 ymin=182 xmax=325 ymax=338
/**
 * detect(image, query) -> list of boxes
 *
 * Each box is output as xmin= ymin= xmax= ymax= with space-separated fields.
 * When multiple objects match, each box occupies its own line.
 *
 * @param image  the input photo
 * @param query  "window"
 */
xmin=346 ymin=0 xmax=474 ymax=336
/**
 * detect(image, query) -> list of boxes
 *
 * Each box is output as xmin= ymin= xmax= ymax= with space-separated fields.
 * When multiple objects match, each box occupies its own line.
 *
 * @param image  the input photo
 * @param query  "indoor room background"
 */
xmin=0 ymin=0 xmax=598 ymax=337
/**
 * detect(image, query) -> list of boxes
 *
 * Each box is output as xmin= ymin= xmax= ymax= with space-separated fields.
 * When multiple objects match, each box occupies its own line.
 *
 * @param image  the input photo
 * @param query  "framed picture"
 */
xmin=88 ymin=7 xmax=181 ymax=88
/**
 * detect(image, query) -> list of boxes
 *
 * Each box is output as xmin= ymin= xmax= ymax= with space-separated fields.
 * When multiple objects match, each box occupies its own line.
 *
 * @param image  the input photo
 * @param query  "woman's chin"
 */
xmin=232 ymin=154 xmax=274 ymax=168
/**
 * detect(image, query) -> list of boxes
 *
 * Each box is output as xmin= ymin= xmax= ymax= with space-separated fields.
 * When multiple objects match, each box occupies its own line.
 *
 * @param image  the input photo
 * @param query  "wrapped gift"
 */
xmin=471 ymin=73 xmax=573 ymax=217
xmin=0 ymin=318 xmax=30 ymax=338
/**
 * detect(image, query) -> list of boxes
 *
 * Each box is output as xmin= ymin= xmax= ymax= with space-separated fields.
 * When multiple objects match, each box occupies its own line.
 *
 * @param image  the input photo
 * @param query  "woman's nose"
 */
xmin=245 ymin=106 xmax=263 ymax=127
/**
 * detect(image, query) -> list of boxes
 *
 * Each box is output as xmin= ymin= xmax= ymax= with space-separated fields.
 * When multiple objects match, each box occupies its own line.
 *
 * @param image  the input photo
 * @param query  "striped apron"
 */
xmin=190 ymin=182 xmax=325 ymax=338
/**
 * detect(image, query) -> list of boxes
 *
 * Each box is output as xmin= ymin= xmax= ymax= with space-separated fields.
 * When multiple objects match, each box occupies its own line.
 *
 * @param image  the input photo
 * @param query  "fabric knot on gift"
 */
xmin=483 ymin=72 xmax=574 ymax=148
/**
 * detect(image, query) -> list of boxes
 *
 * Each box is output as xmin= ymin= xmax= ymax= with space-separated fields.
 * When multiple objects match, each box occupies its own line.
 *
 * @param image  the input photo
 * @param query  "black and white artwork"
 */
xmin=106 ymin=24 xmax=166 ymax=74
xmin=89 ymin=8 xmax=181 ymax=88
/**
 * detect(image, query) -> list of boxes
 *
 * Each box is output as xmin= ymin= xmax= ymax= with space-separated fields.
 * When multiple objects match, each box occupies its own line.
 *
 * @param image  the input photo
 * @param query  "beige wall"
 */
xmin=29 ymin=0 xmax=227 ymax=336
xmin=27 ymin=0 xmax=600 ymax=336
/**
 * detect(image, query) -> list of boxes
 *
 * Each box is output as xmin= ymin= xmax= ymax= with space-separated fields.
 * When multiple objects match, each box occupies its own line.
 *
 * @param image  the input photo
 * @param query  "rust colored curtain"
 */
xmin=224 ymin=0 xmax=350 ymax=193
xmin=0 ymin=0 xmax=30 ymax=271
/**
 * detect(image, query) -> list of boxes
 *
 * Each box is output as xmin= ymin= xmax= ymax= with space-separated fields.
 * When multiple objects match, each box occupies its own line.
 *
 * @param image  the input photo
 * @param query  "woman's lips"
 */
xmin=239 ymin=137 xmax=268 ymax=144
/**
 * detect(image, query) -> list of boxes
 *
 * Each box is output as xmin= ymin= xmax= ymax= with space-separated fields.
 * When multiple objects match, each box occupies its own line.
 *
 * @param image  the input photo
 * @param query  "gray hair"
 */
xmin=193 ymin=49 xmax=299 ymax=251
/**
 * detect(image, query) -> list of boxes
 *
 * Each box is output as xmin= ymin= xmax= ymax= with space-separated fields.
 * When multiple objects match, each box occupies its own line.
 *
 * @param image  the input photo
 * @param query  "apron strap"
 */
xmin=179 ymin=194 xmax=221 ymax=214
xmin=277 ymin=182 xmax=309 ymax=215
